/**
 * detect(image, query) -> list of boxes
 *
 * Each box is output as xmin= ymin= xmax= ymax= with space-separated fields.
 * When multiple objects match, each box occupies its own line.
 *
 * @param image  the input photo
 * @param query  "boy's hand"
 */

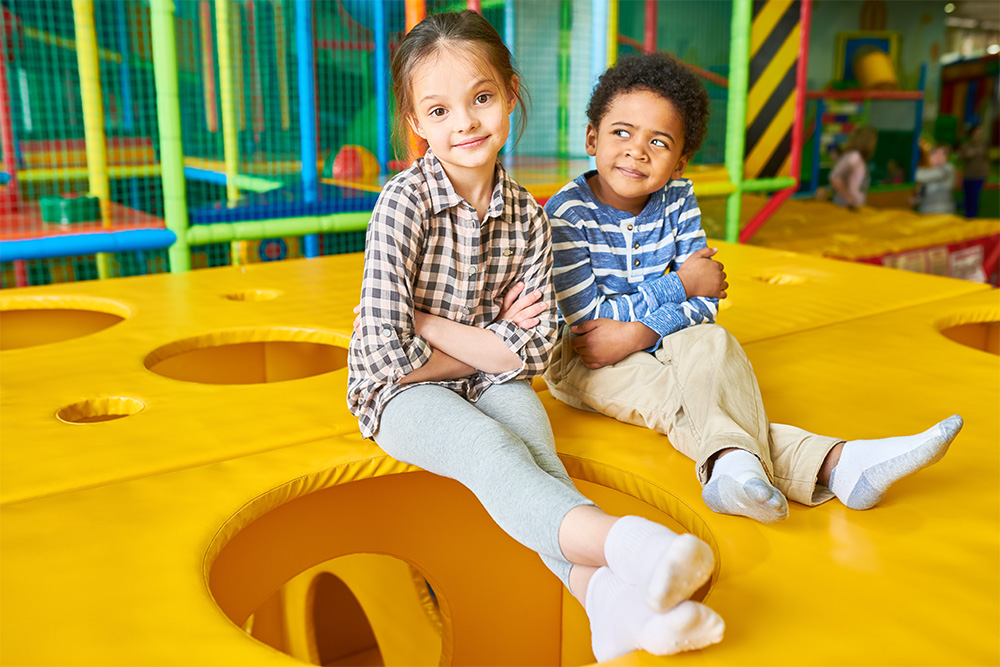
xmin=497 ymin=281 xmax=548 ymax=329
xmin=676 ymin=247 xmax=728 ymax=299
xmin=570 ymin=319 xmax=659 ymax=369
xmin=352 ymin=304 xmax=361 ymax=329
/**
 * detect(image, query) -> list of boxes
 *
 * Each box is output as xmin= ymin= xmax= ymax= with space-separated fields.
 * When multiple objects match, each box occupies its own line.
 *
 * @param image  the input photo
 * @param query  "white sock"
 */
xmin=702 ymin=449 xmax=788 ymax=523
xmin=830 ymin=415 xmax=963 ymax=510
xmin=604 ymin=515 xmax=714 ymax=612
xmin=585 ymin=566 xmax=725 ymax=662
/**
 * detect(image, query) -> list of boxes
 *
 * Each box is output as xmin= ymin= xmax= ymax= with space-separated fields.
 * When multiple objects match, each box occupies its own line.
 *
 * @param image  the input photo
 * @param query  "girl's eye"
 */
xmin=476 ymin=93 xmax=492 ymax=104
xmin=430 ymin=107 xmax=446 ymax=118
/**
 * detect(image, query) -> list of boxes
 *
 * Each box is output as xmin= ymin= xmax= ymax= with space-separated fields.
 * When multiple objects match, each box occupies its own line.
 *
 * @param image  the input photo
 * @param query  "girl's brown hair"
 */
xmin=389 ymin=10 xmax=529 ymax=157
xmin=846 ymin=125 xmax=879 ymax=161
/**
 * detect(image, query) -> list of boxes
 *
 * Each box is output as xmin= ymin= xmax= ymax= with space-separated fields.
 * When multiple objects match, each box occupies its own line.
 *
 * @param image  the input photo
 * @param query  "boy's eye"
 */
xmin=613 ymin=129 xmax=630 ymax=138
xmin=651 ymin=139 xmax=667 ymax=148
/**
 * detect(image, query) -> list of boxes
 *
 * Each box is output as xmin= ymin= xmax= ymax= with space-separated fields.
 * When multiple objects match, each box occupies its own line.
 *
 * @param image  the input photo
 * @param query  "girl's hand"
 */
xmin=497 ymin=281 xmax=548 ymax=329
xmin=676 ymin=247 xmax=729 ymax=299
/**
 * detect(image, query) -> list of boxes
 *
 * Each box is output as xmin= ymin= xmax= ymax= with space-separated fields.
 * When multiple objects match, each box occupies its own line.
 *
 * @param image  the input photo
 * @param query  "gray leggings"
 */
xmin=374 ymin=380 xmax=595 ymax=587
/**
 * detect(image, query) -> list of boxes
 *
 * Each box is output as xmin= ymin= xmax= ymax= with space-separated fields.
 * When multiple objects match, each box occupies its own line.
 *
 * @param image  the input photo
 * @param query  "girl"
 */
xmin=829 ymin=125 xmax=878 ymax=210
xmin=347 ymin=10 xmax=723 ymax=661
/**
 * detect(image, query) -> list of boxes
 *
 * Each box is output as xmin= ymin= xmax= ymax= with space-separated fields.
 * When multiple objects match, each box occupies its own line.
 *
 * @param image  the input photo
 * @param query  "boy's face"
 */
xmin=585 ymin=89 xmax=690 ymax=215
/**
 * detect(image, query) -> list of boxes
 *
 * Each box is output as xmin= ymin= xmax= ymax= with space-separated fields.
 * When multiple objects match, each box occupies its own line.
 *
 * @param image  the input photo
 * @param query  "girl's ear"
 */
xmin=407 ymin=115 xmax=425 ymax=139
xmin=507 ymin=74 xmax=520 ymax=110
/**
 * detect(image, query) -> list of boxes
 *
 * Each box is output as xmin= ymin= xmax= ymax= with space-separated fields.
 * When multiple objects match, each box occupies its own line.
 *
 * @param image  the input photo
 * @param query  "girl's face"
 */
xmin=407 ymin=46 xmax=517 ymax=182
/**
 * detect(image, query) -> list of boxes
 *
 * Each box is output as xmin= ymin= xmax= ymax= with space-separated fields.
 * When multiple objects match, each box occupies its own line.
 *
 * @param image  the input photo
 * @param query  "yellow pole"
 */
xmin=215 ymin=0 xmax=248 ymax=265
xmin=72 ymin=0 xmax=112 ymax=278
xmin=607 ymin=0 xmax=619 ymax=66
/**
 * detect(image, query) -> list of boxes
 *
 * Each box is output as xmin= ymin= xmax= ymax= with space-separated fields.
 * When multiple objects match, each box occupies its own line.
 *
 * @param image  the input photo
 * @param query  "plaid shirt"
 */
xmin=347 ymin=150 xmax=558 ymax=438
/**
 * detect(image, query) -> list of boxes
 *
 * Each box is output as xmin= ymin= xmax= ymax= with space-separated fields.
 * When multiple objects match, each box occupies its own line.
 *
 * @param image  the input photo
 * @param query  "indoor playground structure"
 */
xmin=2 ymin=1 xmax=999 ymax=666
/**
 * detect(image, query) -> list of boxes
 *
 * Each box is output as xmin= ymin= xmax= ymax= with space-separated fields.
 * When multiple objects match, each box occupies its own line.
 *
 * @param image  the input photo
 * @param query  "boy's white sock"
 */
xmin=830 ymin=415 xmax=963 ymax=510
xmin=604 ymin=515 xmax=714 ymax=612
xmin=585 ymin=566 xmax=725 ymax=662
xmin=702 ymin=449 xmax=788 ymax=523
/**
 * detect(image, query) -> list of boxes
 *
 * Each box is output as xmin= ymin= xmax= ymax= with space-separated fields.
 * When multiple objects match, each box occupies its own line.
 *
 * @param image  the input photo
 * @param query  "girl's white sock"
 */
xmin=702 ymin=449 xmax=788 ymax=523
xmin=585 ymin=566 xmax=725 ymax=662
xmin=830 ymin=415 xmax=963 ymax=510
xmin=604 ymin=515 xmax=714 ymax=612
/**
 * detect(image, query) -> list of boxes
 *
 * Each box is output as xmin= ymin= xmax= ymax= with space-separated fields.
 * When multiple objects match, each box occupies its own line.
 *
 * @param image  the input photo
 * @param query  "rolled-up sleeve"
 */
xmin=355 ymin=187 xmax=433 ymax=383
xmin=483 ymin=202 xmax=558 ymax=383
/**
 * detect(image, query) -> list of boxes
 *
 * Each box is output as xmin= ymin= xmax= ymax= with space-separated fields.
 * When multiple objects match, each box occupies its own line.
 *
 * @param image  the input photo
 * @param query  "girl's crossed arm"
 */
xmin=416 ymin=203 xmax=558 ymax=381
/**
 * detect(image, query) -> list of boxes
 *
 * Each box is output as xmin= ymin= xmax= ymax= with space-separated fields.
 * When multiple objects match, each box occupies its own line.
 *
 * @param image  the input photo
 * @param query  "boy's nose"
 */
xmin=625 ymin=143 xmax=648 ymax=161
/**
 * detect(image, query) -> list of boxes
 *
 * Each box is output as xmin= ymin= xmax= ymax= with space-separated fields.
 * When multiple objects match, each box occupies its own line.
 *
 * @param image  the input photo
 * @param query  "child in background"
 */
xmin=544 ymin=52 xmax=963 ymax=525
xmin=883 ymin=158 xmax=904 ymax=185
xmin=347 ymin=12 xmax=723 ymax=661
xmin=958 ymin=124 xmax=990 ymax=218
xmin=914 ymin=143 xmax=957 ymax=215
xmin=829 ymin=125 xmax=878 ymax=209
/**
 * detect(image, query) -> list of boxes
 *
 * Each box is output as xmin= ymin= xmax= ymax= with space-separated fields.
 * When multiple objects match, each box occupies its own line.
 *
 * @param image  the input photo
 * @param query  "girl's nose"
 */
xmin=457 ymin=110 xmax=479 ymax=132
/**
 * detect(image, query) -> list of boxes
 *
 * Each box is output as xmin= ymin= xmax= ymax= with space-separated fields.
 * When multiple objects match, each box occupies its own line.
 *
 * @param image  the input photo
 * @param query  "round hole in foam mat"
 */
xmin=223 ymin=289 xmax=283 ymax=302
xmin=0 ymin=296 xmax=130 ymax=351
xmin=143 ymin=327 xmax=347 ymax=384
xmin=938 ymin=320 xmax=999 ymax=355
xmin=56 ymin=397 xmax=146 ymax=424
xmin=206 ymin=469 xmax=718 ymax=666
xmin=752 ymin=273 xmax=807 ymax=286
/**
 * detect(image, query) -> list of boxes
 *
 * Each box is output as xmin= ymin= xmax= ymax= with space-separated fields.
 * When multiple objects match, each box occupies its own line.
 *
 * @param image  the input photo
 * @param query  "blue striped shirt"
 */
xmin=545 ymin=172 xmax=717 ymax=346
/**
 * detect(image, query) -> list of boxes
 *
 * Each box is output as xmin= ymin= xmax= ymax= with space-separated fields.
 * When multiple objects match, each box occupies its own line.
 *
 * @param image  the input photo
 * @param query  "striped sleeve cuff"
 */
xmin=638 ymin=307 xmax=687 ymax=351
xmin=638 ymin=272 xmax=688 ymax=311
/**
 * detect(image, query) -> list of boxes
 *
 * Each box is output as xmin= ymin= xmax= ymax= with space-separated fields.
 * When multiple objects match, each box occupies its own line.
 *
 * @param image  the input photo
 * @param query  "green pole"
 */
xmin=151 ymin=0 xmax=191 ymax=273
xmin=724 ymin=0 xmax=751 ymax=243
xmin=186 ymin=212 xmax=372 ymax=246
xmin=557 ymin=0 xmax=571 ymax=166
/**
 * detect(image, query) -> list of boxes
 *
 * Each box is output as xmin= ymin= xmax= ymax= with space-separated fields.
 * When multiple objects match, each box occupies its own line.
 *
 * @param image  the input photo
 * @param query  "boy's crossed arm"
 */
xmin=570 ymin=248 xmax=727 ymax=369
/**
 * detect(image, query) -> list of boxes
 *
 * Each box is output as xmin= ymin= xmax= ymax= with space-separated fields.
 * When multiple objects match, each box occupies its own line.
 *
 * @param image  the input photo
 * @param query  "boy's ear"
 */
xmin=672 ymin=154 xmax=690 ymax=178
xmin=406 ymin=115 xmax=425 ymax=139
xmin=585 ymin=123 xmax=598 ymax=157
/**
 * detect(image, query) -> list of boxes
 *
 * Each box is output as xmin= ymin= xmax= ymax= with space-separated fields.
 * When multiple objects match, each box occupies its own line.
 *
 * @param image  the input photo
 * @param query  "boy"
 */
xmin=914 ymin=143 xmax=957 ymax=215
xmin=543 ymin=53 xmax=962 ymax=523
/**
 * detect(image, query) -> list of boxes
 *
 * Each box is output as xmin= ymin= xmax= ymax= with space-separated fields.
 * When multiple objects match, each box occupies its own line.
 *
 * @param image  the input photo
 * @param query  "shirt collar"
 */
xmin=420 ymin=149 xmax=507 ymax=220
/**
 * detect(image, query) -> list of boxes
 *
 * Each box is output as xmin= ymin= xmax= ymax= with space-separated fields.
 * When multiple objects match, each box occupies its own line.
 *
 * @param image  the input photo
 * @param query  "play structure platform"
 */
xmin=1 ymin=241 xmax=997 ymax=666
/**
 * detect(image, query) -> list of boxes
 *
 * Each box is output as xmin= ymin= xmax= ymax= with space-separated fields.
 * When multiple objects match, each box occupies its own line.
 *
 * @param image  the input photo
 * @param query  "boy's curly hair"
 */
xmin=587 ymin=52 xmax=709 ymax=158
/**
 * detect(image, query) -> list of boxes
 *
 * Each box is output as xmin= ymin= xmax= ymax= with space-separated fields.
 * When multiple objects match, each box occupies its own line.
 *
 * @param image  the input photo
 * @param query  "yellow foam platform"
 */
xmin=2 ymin=244 xmax=998 ymax=665
xmin=719 ymin=194 xmax=1000 ymax=261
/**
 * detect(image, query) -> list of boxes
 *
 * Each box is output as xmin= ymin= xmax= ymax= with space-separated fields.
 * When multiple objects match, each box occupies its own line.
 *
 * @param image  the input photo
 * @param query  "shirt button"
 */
xmin=633 ymin=242 xmax=640 ymax=249
xmin=627 ymin=224 xmax=633 ymax=231
xmin=380 ymin=326 xmax=393 ymax=338
xmin=634 ymin=259 xmax=641 ymax=267
xmin=463 ymin=306 xmax=472 ymax=315
xmin=468 ymin=265 xmax=478 ymax=275
xmin=502 ymin=248 xmax=513 ymax=256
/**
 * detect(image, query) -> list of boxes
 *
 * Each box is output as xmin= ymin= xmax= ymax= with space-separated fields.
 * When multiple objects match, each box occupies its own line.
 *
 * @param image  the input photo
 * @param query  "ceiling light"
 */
xmin=944 ymin=2 xmax=955 ymax=12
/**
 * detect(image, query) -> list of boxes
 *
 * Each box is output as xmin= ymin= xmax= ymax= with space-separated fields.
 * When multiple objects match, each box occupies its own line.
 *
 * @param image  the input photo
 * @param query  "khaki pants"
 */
xmin=544 ymin=324 xmax=841 ymax=506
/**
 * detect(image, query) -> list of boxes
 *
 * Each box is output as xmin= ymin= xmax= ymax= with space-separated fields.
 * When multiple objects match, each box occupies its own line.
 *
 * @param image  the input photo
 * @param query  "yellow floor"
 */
xmin=700 ymin=194 xmax=1000 ymax=263
xmin=1 ymin=242 xmax=997 ymax=666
